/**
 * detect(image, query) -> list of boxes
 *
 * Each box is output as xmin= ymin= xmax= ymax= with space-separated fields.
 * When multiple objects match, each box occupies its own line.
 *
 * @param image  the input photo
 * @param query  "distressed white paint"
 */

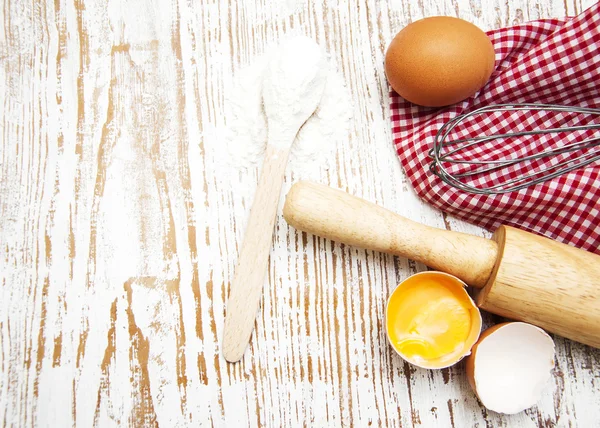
xmin=1 ymin=0 xmax=599 ymax=426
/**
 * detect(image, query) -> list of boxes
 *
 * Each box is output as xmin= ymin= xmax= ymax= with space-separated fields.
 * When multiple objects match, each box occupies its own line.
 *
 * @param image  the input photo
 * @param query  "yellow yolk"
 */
xmin=387 ymin=275 xmax=477 ymax=366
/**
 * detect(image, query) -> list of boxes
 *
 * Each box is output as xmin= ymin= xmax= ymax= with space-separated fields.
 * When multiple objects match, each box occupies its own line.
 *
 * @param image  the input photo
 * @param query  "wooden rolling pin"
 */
xmin=282 ymin=181 xmax=600 ymax=349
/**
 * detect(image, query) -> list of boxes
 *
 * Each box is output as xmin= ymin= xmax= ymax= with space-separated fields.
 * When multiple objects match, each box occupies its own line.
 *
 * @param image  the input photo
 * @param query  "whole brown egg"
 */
xmin=385 ymin=16 xmax=496 ymax=107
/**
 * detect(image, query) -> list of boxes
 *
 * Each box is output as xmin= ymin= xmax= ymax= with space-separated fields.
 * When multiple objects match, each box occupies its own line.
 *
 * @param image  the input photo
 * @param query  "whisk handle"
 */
xmin=283 ymin=181 xmax=498 ymax=288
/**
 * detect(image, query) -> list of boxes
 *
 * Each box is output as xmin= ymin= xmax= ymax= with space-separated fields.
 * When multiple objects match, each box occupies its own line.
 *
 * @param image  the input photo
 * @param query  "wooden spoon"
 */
xmin=222 ymin=37 xmax=327 ymax=363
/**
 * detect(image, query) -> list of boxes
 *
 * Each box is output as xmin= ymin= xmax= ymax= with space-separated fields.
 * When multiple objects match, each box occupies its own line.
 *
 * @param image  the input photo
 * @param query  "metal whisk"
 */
xmin=428 ymin=103 xmax=600 ymax=194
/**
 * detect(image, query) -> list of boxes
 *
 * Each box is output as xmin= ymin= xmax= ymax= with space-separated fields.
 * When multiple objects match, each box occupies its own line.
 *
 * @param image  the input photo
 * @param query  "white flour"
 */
xmin=262 ymin=36 xmax=327 ymax=150
xmin=219 ymin=36 xmax=352 ymax=176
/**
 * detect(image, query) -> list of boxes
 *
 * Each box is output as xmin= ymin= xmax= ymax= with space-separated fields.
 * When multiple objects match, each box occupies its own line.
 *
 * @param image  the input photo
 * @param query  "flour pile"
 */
xmin=220 ymin=36 xmax=352 ymax=176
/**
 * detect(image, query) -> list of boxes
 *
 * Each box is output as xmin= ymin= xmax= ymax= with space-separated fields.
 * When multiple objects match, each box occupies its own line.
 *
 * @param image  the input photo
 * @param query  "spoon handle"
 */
xmin=222 ymin=144 xmax=291 ymax=362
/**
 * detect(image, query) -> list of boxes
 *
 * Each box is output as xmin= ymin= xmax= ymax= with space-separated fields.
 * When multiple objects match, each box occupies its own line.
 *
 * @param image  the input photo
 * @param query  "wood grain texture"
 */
xmin=1 ymin=0 xmax=599 ymax=427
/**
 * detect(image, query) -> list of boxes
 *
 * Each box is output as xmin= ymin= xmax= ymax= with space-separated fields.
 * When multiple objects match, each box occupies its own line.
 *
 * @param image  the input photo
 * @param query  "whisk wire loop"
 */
xmin=429 ymin=103 xmax=600 ymax=194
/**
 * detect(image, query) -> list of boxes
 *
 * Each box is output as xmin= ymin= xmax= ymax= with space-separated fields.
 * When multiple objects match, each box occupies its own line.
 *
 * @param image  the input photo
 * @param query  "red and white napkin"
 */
xmin=390 ymin=3 xmax=600 ymax=254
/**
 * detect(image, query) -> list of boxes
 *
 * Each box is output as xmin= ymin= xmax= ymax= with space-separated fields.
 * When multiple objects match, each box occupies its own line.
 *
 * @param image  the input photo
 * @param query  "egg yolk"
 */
xmin=387 ymin=276 xmax=475 ymax=365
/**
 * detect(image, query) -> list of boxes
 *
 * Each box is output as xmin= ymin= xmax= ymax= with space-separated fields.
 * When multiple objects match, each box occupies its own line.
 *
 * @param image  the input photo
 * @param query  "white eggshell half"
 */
xmin=467 ymin=322 xmax=555 ymax=414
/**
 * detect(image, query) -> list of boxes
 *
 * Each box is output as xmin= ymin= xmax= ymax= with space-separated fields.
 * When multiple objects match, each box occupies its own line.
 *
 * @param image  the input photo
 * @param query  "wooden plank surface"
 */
xmin=1 ymin=0 xmax=599 ymax=426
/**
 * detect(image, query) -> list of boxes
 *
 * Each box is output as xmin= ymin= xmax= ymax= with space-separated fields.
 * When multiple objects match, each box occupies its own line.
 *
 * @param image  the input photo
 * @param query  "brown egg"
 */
xmin=385 ymin=16 xmax=495 ymax=107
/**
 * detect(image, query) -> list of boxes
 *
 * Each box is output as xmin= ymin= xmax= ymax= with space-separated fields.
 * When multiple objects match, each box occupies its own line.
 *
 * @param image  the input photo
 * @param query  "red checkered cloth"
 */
xmin=390 ymin=3 xmax=600 ymax=254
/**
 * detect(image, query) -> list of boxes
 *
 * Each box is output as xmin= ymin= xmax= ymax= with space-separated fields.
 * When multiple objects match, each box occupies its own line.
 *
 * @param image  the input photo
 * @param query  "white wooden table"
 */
xmin=2 ymin=0 xmax=599 ymax=426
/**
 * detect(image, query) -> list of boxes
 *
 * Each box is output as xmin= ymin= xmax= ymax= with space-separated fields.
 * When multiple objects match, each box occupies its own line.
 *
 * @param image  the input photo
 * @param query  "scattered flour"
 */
xmin=218 ymin=37 xmax=352 ymax=177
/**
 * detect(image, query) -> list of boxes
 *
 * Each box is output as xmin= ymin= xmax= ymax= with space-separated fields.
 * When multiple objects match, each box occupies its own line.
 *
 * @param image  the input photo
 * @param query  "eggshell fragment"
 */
xmin=385 ymin=16 xmax=495 ymax=107
xmin=466 ymin=322 xmax=555 ymax=415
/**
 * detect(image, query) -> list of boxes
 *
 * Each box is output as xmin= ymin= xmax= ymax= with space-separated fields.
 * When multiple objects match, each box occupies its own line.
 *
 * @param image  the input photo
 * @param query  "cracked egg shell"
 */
xmin=466 ymin=322 xmax=556 ymax=415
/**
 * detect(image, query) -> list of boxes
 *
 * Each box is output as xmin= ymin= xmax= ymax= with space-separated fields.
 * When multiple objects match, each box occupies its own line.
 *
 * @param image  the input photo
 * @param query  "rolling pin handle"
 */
xmin=283 ymin=181 xmax=498 ymax=288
